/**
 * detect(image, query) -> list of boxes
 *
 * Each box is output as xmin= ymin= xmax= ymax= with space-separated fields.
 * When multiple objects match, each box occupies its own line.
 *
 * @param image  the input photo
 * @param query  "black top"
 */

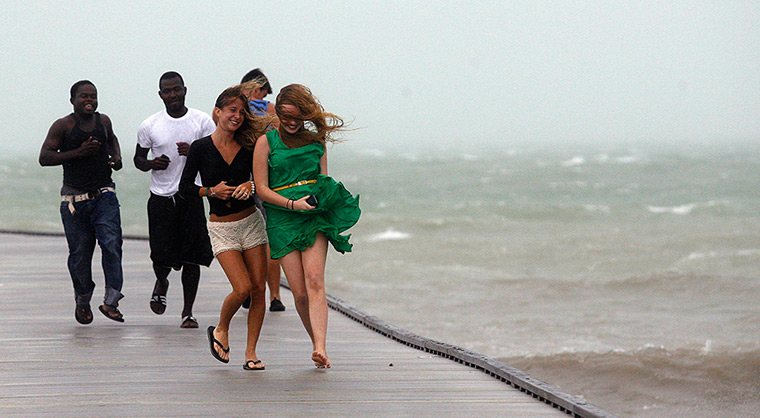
xmin=61 ymin=113 xmax=113 ymax=192
xmin=179 ymin=136 xmax=256 ymax=217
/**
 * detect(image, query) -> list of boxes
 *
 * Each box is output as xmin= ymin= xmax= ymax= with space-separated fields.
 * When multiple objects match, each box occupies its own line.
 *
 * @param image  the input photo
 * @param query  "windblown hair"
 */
xmin=275 ymin=84 xmax=346 ymax=145
xmin=70 ymin=80 xmax=95 ymax=99
xmin=214 ymin=85 xmax=273 ymax=150
xmin=240 ymin=77 xmax=270 ymax=97
xmin=240 ymin=68 xmax=272 ymax=94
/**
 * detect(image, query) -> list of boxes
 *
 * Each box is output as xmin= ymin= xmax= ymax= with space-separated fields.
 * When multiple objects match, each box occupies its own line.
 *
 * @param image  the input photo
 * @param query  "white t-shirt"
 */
xmin=137 ymin=108 xmax=216 ymax=196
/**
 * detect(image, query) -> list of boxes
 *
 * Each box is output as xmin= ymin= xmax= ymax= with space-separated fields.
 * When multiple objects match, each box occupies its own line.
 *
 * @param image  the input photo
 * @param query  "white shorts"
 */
xmin=207 ymin=210 xmax=268 ymax=257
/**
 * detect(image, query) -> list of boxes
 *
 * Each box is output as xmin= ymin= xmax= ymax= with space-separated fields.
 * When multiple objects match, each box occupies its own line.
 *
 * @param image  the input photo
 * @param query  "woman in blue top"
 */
xmin=240 ymin=68 xmax=287 ymax=313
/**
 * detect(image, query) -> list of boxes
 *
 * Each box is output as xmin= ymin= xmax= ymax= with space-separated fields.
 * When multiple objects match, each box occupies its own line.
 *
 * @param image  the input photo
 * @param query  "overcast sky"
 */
xmin=2 ymin=1 xmax=758 ymax=156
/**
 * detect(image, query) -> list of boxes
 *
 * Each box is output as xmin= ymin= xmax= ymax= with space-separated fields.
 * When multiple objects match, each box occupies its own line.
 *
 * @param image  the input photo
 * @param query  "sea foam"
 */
xmin=366 ymin=228 xmax=411 ymax=242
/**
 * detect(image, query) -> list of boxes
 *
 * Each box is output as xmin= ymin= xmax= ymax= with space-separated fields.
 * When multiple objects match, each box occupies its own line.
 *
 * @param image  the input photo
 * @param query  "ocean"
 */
xmin=3 ymin=140 xmax=759 ymax=417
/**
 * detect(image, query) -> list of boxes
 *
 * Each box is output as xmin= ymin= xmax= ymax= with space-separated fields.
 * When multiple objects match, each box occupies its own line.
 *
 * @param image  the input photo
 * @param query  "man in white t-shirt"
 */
xmin=134 ymin=71 xmax=216 ymax=329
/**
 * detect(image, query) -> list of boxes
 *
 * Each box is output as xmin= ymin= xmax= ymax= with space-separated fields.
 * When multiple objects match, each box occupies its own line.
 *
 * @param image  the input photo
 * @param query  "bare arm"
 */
xmin=252 ymin=134 xmax=281 ymax=205
xmin=133 ymin=144 xmax=169 ymax=172
xmin=101 ymin=114 xmax=122 ymax=171
xmin=39 ymin=117 xmax=99 ymax=166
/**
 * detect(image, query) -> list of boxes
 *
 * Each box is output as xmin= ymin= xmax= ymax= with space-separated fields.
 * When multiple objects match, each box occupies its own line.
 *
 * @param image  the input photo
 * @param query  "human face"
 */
xmin=215 ymin=98 xmax=246 ymax=132
xmin=159 ymin=76 xmax=187 ymax=114
xmin=71 ymin=84 xmax=97 ymax=116
xmin=278 ymin=104 xmax=304 ymax=135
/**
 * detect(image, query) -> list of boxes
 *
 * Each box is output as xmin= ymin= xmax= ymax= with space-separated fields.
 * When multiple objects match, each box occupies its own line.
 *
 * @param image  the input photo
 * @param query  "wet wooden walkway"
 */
xmin=0 ymin=232 xmax=611 ymax=417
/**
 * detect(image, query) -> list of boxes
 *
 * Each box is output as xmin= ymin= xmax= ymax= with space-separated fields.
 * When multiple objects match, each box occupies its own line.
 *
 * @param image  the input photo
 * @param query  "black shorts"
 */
xmin=148 ymin=192 xmax=213 ymax=269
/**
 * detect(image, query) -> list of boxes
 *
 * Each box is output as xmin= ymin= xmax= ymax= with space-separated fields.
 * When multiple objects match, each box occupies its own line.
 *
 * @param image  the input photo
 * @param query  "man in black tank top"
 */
xmin=39 ymin=80 xmax=126 ymax=324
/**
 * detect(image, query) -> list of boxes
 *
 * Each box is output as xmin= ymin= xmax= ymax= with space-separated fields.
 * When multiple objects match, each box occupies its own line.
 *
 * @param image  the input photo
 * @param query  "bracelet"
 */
xmin=205 ymin=187 xmax=210 ymax=197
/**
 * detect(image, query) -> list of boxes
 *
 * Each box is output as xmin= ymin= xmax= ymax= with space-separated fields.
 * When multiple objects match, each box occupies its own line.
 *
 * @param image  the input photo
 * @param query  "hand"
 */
xmin=176 ymin=142 xmax=190 ymax=156
xmin=78 ymin=136 xmax=101 ymax=157
xmin=291 ymin=196 xmax=317 ymax=211
xmin=108 ymin=155 xmax=123 ymax=171
xmin=231 ymin=182 xmax=253 ymax=200
xmin=211 ymin=181 xmax=237 ymax=200
xmin=151 ymin=154 xmax=170 ymax=171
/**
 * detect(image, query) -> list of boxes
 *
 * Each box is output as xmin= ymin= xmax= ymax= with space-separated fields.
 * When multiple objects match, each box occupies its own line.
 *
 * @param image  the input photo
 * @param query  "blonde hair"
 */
xmin=275 ymin=84 xmax=346 ymax=145
xmin=241 ymin=77 xmax=269 ymax=95
xmin=214 ymin=85 xmax=275 ymax=149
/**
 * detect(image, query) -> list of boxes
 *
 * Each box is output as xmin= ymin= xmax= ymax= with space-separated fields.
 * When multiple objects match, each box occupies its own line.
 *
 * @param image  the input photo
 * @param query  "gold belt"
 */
xmin=272 ymin=179 xmax=316 ymax=192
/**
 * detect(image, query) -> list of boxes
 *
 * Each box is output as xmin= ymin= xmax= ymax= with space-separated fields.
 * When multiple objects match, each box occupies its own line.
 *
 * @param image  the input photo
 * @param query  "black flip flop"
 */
xmin=206 ymin=326 xmax=229 ymax=364
xmin=75 ymin=305 xmax=93 ymax=325
xmin=98 ymin=304 xmax=124 ymax=322
xmin=243 ymin=360 xmax=265 ymax=371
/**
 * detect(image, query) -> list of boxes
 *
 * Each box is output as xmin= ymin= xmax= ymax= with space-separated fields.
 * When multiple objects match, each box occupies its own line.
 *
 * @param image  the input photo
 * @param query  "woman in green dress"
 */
xmin=253 ymin=84 xmax=360 ymax=368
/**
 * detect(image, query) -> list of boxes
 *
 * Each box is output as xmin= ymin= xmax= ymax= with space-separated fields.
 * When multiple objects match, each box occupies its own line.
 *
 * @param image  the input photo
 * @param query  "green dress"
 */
xmin=264 ymin=129 xmax=361 ymax=259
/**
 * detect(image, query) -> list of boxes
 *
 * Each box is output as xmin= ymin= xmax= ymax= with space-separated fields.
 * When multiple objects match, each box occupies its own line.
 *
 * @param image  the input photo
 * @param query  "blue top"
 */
xmin=248 ymin=100 xmax=269 ymax=116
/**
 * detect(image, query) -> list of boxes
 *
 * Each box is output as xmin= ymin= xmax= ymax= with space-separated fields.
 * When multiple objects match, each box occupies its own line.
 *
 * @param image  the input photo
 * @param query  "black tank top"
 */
xmin=61 ymin=113 xmax=113 ymax=191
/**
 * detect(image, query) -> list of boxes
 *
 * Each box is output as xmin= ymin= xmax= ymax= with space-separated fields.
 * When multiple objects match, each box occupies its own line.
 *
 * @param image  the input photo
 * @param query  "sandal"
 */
xmin=150 ymin=294 xmax=167 ymax=315
xmin=98 ymin=304 xmax=124 ymax=322
xmin=243 ymin=359 xmax=265 ymax=371
xmin=180 ymin=316 xmax=198 ymax=329
xmin=75 ymin=304 xmax=93 ymax=325
xmin=206 ymin=326 xmax=229 ymax=363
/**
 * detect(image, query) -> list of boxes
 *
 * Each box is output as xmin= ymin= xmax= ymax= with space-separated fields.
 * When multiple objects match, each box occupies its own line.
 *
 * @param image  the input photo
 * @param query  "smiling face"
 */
xmin=158 ymin=76 xmax=187 ymax=115
xmin=214 ymin=98 xmax=247 ymax=132
xmin=71 ymin=84 xmax=98 ymax=116
xmin=278 ymin=104 xmax=304 ymax=135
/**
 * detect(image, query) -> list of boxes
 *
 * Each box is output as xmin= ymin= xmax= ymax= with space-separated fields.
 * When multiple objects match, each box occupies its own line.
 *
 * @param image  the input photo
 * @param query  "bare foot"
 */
xmin=312 ymin=350 xmax=331 ymax=369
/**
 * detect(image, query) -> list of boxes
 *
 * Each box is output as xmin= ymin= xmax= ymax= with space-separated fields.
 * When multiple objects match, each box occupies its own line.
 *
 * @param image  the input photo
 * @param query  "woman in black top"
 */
xmin=180 ymin=86 xmax=272 ymax=370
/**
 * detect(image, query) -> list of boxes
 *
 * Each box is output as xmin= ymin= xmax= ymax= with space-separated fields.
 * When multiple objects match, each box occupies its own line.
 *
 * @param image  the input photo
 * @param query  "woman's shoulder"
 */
xmin=188 ymin=135 xmax=213 ymax=151
xmin=192 ymin=135 xmax=213 ymax=146
xmin=265 ymin=129 xmax=280 ymax=146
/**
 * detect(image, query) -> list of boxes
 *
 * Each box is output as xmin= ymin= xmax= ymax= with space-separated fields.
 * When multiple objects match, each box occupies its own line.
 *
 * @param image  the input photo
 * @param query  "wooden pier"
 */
xmin=0 ymin=232 xmax=615 ymax=417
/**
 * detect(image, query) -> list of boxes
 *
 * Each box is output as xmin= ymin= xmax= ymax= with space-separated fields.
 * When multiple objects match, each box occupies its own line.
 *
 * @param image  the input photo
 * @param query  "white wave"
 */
xmin=366 ymin=228 xmax=411 ymax=242
xmin=702 ymin=339 xmax=712 ymax=355
xmin=647 ymin=200 xmax=730 ymax=215
xmin=561 ymin=156 xmax=585 ymax=167
xmin=647 ymin=203 xmax=697 ymax=215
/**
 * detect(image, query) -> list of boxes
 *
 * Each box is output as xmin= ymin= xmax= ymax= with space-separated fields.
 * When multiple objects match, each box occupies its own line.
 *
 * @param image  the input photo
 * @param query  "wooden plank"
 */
xmin=0 ymin=232 xmax=576 ymax=417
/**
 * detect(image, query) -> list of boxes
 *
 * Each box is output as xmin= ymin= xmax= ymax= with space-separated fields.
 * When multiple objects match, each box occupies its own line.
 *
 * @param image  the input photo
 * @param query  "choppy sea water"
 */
xmin=3 ymin=141 xmax=760 ymax=417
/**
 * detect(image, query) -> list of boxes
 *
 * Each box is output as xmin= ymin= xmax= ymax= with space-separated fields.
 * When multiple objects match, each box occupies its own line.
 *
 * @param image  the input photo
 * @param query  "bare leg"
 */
xmin=302 ymin=233 xmax=330 ymax=368
xmin=279 ymin=251 xmax=314 ymax=341
xmin=242 ymin=245 xmax=267 ymax=366
xmin=266 ymin=244 xmax=283 ymax=302
xmin=211 ymin=250 xmax=253 ymax=362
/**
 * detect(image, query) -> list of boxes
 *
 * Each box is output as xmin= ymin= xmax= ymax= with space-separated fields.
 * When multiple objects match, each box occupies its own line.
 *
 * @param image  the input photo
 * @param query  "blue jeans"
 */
xmin=60 ymin=191 xmax=124 ymax=307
